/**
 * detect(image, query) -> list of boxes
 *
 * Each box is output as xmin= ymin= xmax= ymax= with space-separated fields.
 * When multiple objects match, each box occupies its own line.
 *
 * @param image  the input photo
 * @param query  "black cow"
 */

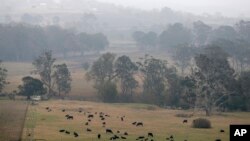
xmin=121 ymin=136 xmax=127 ymax=139
xmin=67 ymin=116 xmax=73 ymax=120
xmin=136 ymin=122 xmax=143 ymax=127
xmin=106 ymin=129 xmax=113 ymax=134
xmin=65 ymin=131 xmax=70 ymax=134
xmin=97 ymin=134 xmax=101 ymax=139
xmin=183 ymin=119 xmax=188 ymax=123
xmin=148 ymin=132 xmax=153 ymax=137
xmin=62 ymin=109 xmax=65 ymax=112
xmin=132 ymin=122 xmax=137 ymax=125
xmin=124 ymin=132 xmax=128 ymax=136
xmin=74 ymin=132 xmax=79 ymax=137
xmin=86 ymin=128 xmax=92 ymax=132
xmin=59 ymin=129 xmax=65 ymax=132
xmin=85 ymin=122 xmax=89 ymax=125
xmin=136 ymin=136 xmax=145 ymax=140
xmin=88 ymin=114 xmax=94 ymax=118
xmin=220 ymin=129 xmax=225 ymax=133
xmin=215 ymin=139 xmax=221 ymax=141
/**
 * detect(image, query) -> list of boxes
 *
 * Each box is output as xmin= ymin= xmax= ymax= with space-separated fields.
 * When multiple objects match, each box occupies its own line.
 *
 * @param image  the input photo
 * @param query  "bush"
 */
xmin=192 ymin=118 xmax=211 ymax=128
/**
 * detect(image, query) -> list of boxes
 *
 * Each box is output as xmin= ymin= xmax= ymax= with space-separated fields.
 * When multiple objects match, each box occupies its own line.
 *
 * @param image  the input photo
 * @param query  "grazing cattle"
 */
xmin=183 ymin=119 xmax=188 ymax=123
xmin=148 ymin=132 xmax=154 ymax=137
xmin=88 ymin=119 xmax=91 ymax=122
xmin=65 ymin=114 xmax=69 ymax=117
xmin=88 ymin=114 xmax=94 ymax=118
xmin=121 ymin=136 xmax=127 ymax=139
xmin=132 ymin=122 xmax=137 ymax=125
xmin=67 ymin=116 xmax=73 ymax=120
xmin=101 ymin=117 xmax=105 ymax=120
xmin=45 ymin=107 xmax=49 ymax=110
xmin=65 ymin=131 xmax=70 ymax=134
xmin=121 ymin=117 xmax=124 ymax=121
xmin=97 ymin=134 xmax=101 ymax=139
xmin=106 ymin=129 xmax=113 ymax=134
xmin=105 ymin=114 xmax=110 ymax=117
xmin=59 ymin=129 xmax=65 ymax=132
xmin=74 ymin=132 xmax=79 ymax=137
xmin=220 ymin=129 xmax=225 ymax=133
xmin=85 ymin=122 xmax=89 ymax=125
xmin=136 ymin=136 xmax=145 ymax=140
xmin=102 ymin=122 xmax=106 ymax=125
xmin=170 ymin=135 xmax=174 ymax=139
xmin=86 ymin=128 xmax=92 ymax=132
xmin=79 ymin=110 xmax=82 ymax=113
xmin=110 ymin=135 xmax=119 ymax=140
xmin=166 ymin=138 xmax=169 ymax=140
xmin=124 ymin=132 xmax=128 ymax=136
xmin=62 ymin=109 xmax=65 ymax=112
xmin=117 ymin=130 xmax=120 ymax=133
xmin=215 ymin=139 xmax=221 ymax=141
xmin=136 ymin=122 xmax=143 ymax=127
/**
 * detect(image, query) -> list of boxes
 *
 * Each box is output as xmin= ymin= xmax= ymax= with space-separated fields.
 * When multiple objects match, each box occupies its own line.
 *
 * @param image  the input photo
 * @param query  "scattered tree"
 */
xmin=32 ymin=50 xmax=56 ymax=96
xmin=18 ymin=76 xmax=47 ymax=100
xmin=53 ymin=64 xmax=72 ymax=96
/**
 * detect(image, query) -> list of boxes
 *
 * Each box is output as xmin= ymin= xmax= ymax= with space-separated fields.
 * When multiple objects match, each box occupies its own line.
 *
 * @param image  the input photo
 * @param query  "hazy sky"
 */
xmin=97 ymin=0 xmax=250 ymax=17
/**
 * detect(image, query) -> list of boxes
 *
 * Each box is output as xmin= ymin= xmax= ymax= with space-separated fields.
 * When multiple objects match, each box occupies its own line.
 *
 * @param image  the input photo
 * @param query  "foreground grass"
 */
xmin=0 ymin=100 xmax=28 ymax=141
xmin=22 ymin=100 xmax=250 ymax=141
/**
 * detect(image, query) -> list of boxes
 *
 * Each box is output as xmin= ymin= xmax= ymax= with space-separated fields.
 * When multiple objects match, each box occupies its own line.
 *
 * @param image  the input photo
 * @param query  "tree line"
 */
xmin=133 ymin=20 xmax=250 ymax=74
xmin=0 ymin=23 xmax=109 ymax=61
xmin=133 ymin=20 xmax=250 ymax=49
xmin=1 ymin=47 xmax=250 ymax=115
xmin=87 ymin=47 xmax=250 ymax=116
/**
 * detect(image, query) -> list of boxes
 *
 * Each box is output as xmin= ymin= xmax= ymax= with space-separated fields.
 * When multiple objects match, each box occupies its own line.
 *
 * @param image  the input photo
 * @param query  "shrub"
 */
xmin=192 ymin=118 xmax=211 ymax=128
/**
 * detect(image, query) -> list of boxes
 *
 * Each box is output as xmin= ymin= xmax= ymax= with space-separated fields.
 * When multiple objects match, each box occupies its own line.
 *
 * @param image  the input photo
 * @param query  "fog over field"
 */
xmin=0 ymin=0 xmax=250 ymax=141
xmin=97 ymin=0 xmax=250 ymax=17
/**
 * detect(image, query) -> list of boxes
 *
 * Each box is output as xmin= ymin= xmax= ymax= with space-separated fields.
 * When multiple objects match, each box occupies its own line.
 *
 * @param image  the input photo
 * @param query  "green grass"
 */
xmin=21 ymin=100 xmax=250 ymax=141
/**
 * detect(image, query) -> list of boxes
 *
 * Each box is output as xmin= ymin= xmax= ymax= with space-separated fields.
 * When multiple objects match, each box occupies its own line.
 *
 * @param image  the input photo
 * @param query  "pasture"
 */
xmin=0 ymin=100 xmax=28 ymax=141
xmin=21 ymin=100 xmax=250 ymax=141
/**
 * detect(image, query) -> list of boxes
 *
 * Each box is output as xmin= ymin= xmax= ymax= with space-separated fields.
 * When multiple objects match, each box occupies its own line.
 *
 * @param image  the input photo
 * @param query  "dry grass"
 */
xmin=22 ymin=100 xmax=250 ymax=141
xmin=0 ymin=100 xmax=28 ymax=141
xmin=2 ymin=61 xmax=97 ymax=99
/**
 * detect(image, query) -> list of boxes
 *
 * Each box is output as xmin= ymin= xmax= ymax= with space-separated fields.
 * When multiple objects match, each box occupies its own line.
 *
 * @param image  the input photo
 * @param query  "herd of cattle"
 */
xmin=44 ymin=106 xmax=224 ymax=141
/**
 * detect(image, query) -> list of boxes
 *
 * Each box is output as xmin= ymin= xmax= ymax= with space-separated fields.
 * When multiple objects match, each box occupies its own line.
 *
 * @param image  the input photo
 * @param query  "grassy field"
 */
xmin=21 ymin=100 xmax=250 ymax=141
xmin=2 ymin=61 xmax=97 ymax=99
xmin=0 ymin=100 xmax=28 ymax=141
